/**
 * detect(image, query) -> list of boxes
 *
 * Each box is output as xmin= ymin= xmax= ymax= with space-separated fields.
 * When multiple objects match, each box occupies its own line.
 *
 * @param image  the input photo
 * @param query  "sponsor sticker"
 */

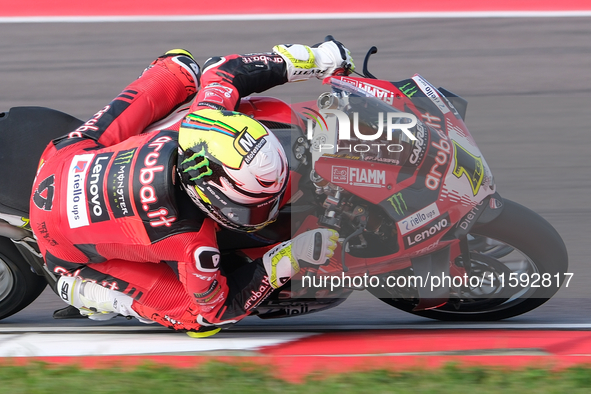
xmin=244 ymin=277 xmax=272 ymax=310
xmin=66 ymin=153 xmax=94 ymax=228
xmin=408 ymin=122 xmax=427 ymax=166
xmin=330 ymin=166 xmax=386 ymax=188
xmin=399 ymin=82 xmax=418 ymax=98
xmin=242 ymin=54 xmax=284 ymax=65
xmin=412 ymin=75 xmax=450 ymax=114
xmin=134 ymin=135 xmax=178 ymax=229
xmin=403 ymin=213 xmax=450 ymax=248
xmin=490 ymin=197 xmax=503 ymax=210
xmin=341 ymin=77 xmax=395 ymax=105
xmin=387 ymin=192 xmax=408 ymax=216
xmin=87 ymin=153 xmax=113 ymax=223
xmin=457 ymin=199 xmax=485 ymax=231
xmin=398 ymin=202 xmax=440 ymax=236
xmin=234 ymin=127 xmax=267 ymax=164
xmin=108 ymin=148 xmax=136 ymax=218
xmin=331 ymin=166 xmax=349 ymax=183
xmin=60 ymin=281 xmax=70 ymax=302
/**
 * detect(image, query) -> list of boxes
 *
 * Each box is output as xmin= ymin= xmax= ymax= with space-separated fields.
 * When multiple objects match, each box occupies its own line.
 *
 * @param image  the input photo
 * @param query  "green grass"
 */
xmin=1 ymin=361 xmax=591 ymax=393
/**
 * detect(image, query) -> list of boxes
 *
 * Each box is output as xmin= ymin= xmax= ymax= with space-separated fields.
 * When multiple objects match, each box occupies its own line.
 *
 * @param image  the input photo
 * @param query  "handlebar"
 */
xmin=321 ymin=35 xmax=379 ymax=79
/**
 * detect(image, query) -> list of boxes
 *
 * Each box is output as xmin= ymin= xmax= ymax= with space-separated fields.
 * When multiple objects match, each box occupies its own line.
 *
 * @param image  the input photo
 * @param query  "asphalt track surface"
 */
xmin=1 ymin=17 xmax=590 ymax=333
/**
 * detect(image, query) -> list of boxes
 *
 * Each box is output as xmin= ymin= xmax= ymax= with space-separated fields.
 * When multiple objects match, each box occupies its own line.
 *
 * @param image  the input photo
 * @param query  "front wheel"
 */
xmin=370 ymin=199 xmax=568 ymax=321
xmin=0 ymin=237 xmax=47 ymax=320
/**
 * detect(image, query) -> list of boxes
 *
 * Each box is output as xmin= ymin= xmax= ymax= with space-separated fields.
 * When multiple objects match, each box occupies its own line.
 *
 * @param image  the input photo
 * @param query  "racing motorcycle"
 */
xmin=0 ymin=46 xmax=568 ymax=323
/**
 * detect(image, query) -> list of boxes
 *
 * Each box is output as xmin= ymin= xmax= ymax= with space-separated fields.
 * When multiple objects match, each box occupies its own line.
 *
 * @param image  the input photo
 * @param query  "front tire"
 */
xmin=370 ymin=199 xmax=568 ymax=321
xmin=0 ymin=237 xmax=47 ymax=320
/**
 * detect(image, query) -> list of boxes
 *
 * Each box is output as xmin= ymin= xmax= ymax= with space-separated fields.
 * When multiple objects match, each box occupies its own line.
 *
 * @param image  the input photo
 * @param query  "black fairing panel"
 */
xmin=438 ymin=87 xmax=468 ymax=121
xmin=0 ymin=107 xmax=83 ymax=217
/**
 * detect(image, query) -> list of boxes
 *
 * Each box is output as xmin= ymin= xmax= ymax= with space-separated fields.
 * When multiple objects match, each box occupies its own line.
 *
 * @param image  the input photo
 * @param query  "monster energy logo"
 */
xmin=400 ymin=82 xmax=418 ymax=98
xmin=113 ymin=149 xmax=135 ymax=165
xmin=182 ymin=147 xmax=213 ymax=181
xmin=388 ymin=192 xmax=408 ymax=215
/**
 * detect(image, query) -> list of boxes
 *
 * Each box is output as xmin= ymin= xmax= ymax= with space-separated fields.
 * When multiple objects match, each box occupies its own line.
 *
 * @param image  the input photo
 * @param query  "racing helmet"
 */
xmin=178 ymin=109 xmax=289 ymax=232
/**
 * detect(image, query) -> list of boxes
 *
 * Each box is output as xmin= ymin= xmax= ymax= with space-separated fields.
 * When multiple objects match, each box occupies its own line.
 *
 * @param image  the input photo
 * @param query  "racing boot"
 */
xmin=56 ymin=276 xmax=153 ymax=323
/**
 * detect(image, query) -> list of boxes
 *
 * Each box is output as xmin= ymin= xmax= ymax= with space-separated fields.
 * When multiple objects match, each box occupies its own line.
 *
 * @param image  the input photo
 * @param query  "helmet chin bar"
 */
xmin=181 ymin=182 xmax=271 ymax=233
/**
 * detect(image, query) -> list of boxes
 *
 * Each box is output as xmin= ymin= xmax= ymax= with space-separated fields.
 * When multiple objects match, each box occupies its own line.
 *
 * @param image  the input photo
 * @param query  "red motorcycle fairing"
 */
xmin=233 ymin=76 xmax=497 ymax=311
xmin=316 ymin=76 xmax=496 ymax=253
xmin=241 ymin=75 xmax=495 ymax=309
xmin=314 ymin=157 xmax=406 ymax=205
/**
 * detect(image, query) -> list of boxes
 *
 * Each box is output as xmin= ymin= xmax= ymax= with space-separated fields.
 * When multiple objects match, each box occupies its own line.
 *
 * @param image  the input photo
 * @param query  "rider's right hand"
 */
xmin=291 ymin=228 xmax=339 ymax=266
xmin=262 ymin=229 xmax=339 ymax=288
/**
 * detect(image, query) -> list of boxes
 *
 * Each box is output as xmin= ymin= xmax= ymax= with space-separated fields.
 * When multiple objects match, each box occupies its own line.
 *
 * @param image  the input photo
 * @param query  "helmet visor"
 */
xmin=219 ymin=193 xmax=281 ymax=231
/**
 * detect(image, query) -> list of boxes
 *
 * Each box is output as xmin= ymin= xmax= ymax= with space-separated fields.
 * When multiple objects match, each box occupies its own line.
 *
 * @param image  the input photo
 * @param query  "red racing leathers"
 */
xmin=30 ymin=50 xmax=292 ymax=331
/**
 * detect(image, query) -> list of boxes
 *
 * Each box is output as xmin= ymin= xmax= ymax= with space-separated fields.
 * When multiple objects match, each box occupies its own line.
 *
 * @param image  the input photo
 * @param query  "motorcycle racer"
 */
xmin=30 ymin=39 xmax=353 ymax=335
